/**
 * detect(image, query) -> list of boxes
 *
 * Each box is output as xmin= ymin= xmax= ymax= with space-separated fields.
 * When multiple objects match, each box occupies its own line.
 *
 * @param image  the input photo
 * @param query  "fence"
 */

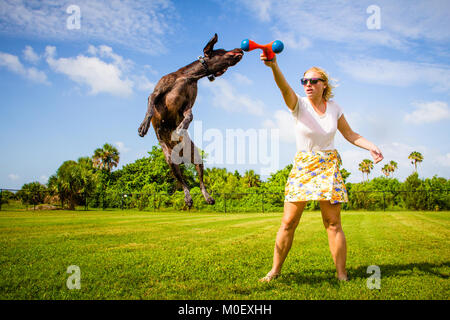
xmin=1 ymin=188 xmax=449 ymax=212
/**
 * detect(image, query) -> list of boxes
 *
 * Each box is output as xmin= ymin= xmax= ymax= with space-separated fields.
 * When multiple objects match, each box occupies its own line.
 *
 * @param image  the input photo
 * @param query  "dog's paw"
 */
xmin=138 ymin=120 xmax=149 ymax=137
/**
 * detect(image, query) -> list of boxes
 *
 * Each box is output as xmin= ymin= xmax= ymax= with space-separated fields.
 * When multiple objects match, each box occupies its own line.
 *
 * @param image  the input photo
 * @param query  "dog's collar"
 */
xmin=198 ymin=56 xmax=215 ymax=82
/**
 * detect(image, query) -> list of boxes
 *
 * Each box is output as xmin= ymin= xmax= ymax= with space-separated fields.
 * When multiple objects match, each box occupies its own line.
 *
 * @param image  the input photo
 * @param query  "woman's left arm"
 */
xmin=337 ymin=115 xmax=384 ymax=164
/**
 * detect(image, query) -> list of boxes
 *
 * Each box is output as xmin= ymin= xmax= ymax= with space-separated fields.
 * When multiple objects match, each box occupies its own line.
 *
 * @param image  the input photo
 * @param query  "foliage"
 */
xmin=0 ymin=190 xmax=16 ymax=206
xmin=408 ymin=151 xmax=424 ymax=173
xmin=358 ymin=159 xmax=374 ymax=182
xmin=10 ymin=145 xmax=449 ymax=212
xmin=382 ymin=161 xmax=398 ymax=178
xmin=16 ymin=182 xmax=47 ymax=206
xmin=93 ymin=143 xmax=120 ymax=173
xmin=48 ymin=157 xmax=97 ymax=210
xmin=340 ymin=168 xmax=351 ymax=183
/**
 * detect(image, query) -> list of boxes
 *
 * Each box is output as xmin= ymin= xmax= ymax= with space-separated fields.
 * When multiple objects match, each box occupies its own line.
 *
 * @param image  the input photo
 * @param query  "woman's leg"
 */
xmin=262 ymin=201 xmax=306 ymax=279
xmin=319 ymin=201 xmax=348 ymax=280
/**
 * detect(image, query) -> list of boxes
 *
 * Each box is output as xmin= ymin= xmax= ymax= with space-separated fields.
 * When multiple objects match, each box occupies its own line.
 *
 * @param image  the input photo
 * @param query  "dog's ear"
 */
xmin=203 ymin=33 xmax=218 ymax=57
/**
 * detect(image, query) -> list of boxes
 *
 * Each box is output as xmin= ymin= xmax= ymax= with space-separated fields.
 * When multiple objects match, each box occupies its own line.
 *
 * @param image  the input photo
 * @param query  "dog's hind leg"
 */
xmin=138 ymin=94 xmax=156 ymax=137
xmin=190 ymin=140 xmax=215 ymax=205
xmin=160 ymin=140 xmax=194 ymax=208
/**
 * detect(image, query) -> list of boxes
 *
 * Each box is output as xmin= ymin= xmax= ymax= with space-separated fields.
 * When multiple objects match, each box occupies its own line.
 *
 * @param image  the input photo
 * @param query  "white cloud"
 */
xmin=381 ymin=1 xmax=450 ymax=43
xmin=88 ymin=45 xmax=134 ymax=72
xmin=202 ymin=78 xmax=266 ymax=116
xmin=39 ymin=175 xmax=48 ymax=184
xmin=0 ymin=0 xmax=177 ymax=54
xmin=239 ymin=0 xmax=450 ymax=50
xmin=26 ymin=67 xmax=49 ymax=84
xmin=240 ymin=0 xmax=273 ymax=22
xmin=134 ymin=75 xmax=155 ymax=92
xmin=233 ymin=73 xmax=253 ymax=86
xmin=271 ymin=27 xmax=312 ymax=50
xmin=262 ymin=109 xmax=295 ymax=143
xmin=0 ymin=52 xmax=25 ymax=74
xmin=436 ymin=153 xmax=450 ymax=167
xmin=239 ymin=1 xmax=405 ymax=50
xmin=339 ymin=148 xmax=370 ymax=181
xmin=45 ymin=46 xmax=133 ymax=96
xmin=404 ymin=101 xmax=450 ymax=124
xmin=337 ymin=57 xmax=450 ymax=91
xmin=8 ymin=174 xmax=19 ymax=181
xmin=339 ymin=141 xmax=421 ymax=182
xmin=339 ymin=141 xmax=450 ymax=182
xmin=0 ymin=44 xmax=157 ymax=96
xmin=23 ymin=45 xmax=40 ymax=64
xmin=115 ymin=141 xmax=130 ymax=153
xmin=0 ymin=51 xmax=49 ymax=84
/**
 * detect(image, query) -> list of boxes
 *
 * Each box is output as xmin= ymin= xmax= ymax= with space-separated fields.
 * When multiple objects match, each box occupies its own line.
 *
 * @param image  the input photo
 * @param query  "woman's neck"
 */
xmin=308 ymin=96 xmax=324 ymax=109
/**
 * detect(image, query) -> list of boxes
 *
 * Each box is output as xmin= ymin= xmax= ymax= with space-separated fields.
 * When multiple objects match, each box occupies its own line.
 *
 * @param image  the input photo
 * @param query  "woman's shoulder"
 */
xmin=327 ymin=100 xmax=344 ymax=116
xmin=297 ymin=95 xmax=309 ymax=107
xmin=291 ymin=94 xmax=307 ymax=115
xmin=327 ymin=99 xmax=341 ymax=107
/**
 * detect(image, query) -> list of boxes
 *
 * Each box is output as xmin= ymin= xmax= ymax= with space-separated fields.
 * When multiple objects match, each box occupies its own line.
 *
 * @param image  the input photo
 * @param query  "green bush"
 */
xmin=16 ymin=182 xmax=47 ymax=206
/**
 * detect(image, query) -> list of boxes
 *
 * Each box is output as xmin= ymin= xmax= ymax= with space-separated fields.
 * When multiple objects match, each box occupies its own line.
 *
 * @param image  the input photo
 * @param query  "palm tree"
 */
xmin=358 ymin=161 xmax=366 ymax=181
xmin=242 ymin=170 xmax=261 ymax=188
xmin=364 ymin=159 xmax=374 ymax=181
xmin=382 ymin=164 xmax=390 ymax=177
xmin=49 ymin=158 xmax=97 ymax=210
xmin=408 ymin=151 xmax=423 ymax=173
xmin=388 ymin=160 xmax=398 ymax=177
xmin=382 ymin=161 xmax=398 ymax=178
xmin=93 ymin=143 xmax=120 ymax=173
xmin=359 ymin=159 xmax=374 ymax=182
xmin=340 ymin=168 xmax=351 ymax=183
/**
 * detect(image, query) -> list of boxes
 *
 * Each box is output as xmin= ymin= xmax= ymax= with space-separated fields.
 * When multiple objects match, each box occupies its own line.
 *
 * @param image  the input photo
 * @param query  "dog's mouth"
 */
xmin=226 ymin=49 xmax=244 ymax=65
xmin=214 ymin=68 xmax=228 ymax=77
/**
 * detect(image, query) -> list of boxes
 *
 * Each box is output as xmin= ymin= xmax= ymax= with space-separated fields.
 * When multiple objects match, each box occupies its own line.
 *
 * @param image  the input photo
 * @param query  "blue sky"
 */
xmin=1 ymin=0 xmax=449 ymax=189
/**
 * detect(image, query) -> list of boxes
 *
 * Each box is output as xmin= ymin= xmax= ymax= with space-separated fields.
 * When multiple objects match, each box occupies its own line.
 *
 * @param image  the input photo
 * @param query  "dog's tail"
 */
xmin=138 ymin=95 xmax=155 ymax=137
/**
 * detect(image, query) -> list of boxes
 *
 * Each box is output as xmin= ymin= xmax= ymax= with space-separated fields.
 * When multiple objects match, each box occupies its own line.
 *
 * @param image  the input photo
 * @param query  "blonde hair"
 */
xmin=304 ymin=66 xmax=334 ymax=101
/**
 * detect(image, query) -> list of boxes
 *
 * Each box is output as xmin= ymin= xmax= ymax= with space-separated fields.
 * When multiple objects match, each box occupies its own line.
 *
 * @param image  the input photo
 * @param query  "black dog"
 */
xmin=138 ymin=34 xmax=243 ymax=208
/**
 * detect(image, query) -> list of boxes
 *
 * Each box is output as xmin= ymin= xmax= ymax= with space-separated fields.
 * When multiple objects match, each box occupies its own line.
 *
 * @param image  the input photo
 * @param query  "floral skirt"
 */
xmin=284 ymin=150 xmax=348 ymax=204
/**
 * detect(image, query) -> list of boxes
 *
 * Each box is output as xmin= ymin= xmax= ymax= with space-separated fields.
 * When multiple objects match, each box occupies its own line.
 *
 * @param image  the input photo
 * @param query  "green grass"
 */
xmin=0 ymin=210 xmax=448 ymax=300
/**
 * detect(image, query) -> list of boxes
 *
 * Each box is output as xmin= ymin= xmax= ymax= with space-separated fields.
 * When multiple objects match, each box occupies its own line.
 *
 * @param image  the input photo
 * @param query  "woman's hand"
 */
xmin=370 ymin=146 xmax=384 ymax=164
xmin=261 ymin=53 xmax=277 ymax=68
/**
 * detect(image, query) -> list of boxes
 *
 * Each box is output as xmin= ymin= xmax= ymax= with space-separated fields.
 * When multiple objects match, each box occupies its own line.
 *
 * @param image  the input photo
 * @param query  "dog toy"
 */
xmin=240 ymin=39 xmax=284 ymax=61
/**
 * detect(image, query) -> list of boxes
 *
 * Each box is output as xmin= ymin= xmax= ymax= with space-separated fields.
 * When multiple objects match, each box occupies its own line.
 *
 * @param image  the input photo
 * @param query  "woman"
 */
xmin=259 ymin=54 xmax=384 ymax=282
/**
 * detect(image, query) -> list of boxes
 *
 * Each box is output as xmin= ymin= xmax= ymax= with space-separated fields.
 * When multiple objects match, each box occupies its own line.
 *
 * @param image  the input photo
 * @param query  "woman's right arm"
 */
xmin=261 ymin=54 xmax=298 ymax=111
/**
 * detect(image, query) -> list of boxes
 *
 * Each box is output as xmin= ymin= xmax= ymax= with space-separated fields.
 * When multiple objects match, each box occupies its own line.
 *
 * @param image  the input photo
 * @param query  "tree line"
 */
xmin=2 ymin=145 xmax=448 ymax=211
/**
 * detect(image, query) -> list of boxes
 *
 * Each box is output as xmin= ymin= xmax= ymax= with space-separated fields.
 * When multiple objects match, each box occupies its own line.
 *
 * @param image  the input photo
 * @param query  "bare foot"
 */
xmin=259 ymin=271 xmax=280 ymax=282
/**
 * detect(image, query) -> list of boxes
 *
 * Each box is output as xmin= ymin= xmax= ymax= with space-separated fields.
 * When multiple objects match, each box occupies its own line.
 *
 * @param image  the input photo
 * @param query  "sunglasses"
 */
xmin=301 ymin=77 xmax=325 ymax=85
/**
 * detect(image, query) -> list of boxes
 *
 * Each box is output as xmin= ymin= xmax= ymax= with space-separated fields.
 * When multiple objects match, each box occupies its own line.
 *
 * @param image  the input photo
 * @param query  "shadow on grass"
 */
xmin=277 ymin=261 xmax=449 ymax=285
xmin=349 ymin=261 xmax=450 ymax=280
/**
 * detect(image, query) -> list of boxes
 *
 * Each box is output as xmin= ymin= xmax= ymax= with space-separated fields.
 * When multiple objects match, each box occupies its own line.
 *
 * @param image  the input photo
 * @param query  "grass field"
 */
xmin=0 ymin=210 xmax=448 ymax=300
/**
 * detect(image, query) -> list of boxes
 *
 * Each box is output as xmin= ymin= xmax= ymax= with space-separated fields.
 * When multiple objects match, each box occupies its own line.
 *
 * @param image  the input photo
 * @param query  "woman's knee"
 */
xmin=324 ymin=220 xmax=342 ymax=233
xmin=280 ymin=217 xmax=300 ymax=232
xmin=320 ymin=201 xmax=342 ymax=229
xmin=281 ymin=202 xmax=305 ymax=232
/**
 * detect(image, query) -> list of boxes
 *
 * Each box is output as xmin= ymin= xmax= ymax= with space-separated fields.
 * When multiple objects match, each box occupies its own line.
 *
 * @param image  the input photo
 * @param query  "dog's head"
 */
xmin=202 ymin=33 xmax=243 ymax=78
